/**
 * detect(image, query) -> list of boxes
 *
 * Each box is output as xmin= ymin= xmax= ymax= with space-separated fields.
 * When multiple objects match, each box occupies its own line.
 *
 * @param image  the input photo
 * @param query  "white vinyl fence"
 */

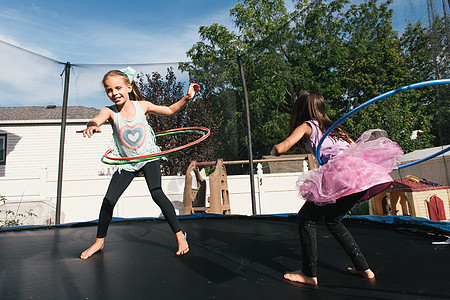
xmin=0 ymin=163 xmax=305 ymax=225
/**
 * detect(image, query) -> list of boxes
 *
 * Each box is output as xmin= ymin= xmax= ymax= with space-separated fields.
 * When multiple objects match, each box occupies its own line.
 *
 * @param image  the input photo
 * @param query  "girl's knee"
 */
xmin=298 ymin=214 xmax=316 ymax=228
xmin=101 ymin=197 xmax=115 ymax=209
xmin=150 ymin=187 xmax=164 ymax=199
xmin=297 ymin=213 xmax=307 ymax=225
xmin=325 ymin=218 xmax=343 ymax=230
xmin=150 ymin=188 xmax=171 ymax=207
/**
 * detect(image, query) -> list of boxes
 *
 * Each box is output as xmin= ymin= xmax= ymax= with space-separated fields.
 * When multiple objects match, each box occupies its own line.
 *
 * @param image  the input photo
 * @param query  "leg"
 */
xmin=80 ymin=170 xmax=135 ymax=259
xmin=142 ymin=161 xmax=189 ymax=255
xmin=323 ymin=191 xmax=374 ymax=278
xmin=285 ymin=201 xmax=321 ymax=285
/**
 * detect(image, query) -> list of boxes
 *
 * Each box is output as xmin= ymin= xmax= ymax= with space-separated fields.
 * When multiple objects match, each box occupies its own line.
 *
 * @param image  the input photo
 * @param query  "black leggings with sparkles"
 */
xmin=298 ymin=190 xmax=370 ymax=277
xmin=97 ymin=160 xmax=181 ymax=238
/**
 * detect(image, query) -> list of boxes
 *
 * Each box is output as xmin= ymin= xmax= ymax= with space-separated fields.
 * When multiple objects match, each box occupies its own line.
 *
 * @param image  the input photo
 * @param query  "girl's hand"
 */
xmin=186 ymin=83 xmax=200 ymax=99
xmin=76 ymin=108 xmax=111 ymax=137
xmin=78 ymin=126 xmax=102 ymax=138
xmin=142 ymin=84 xmax=200 ymax=116
xmin=271 ymin=145 xmax=280 ymax=156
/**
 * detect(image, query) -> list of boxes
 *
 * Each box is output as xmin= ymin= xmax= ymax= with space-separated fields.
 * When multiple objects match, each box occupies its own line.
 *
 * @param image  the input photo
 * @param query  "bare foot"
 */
xmin=175 ymin=231 xmax=189 ymax=256
xmin=284 ymin=270 xmax=318 ymax=286
xmin=346 ymin=267 xmax=375 ymax=279
xmin=80 ymin=238 xmax=105 ymax=259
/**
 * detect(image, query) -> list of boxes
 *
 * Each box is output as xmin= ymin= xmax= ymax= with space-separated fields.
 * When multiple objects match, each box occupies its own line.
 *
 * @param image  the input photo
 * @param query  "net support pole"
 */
xmin=56 ymin=62 xmax=71 ymax=225
xmin=237 ymin=54 xmax=257 ymax=215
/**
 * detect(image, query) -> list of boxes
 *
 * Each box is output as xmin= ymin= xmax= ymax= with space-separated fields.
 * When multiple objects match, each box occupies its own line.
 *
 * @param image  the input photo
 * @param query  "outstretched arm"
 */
xmin=141 ymin=83 xmax=200 ymax=116
xmin=80 ymin=107 xmax=113 ymax=138
xmin=271 ymin=122 xmax=312 ymax=156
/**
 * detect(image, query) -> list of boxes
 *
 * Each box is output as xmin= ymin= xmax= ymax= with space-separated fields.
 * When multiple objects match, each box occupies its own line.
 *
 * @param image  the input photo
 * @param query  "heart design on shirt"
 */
xmin=127 ymin=132 xmax=140 ymax=143
xmin=119 ymin=124 xmax=146 ymax=150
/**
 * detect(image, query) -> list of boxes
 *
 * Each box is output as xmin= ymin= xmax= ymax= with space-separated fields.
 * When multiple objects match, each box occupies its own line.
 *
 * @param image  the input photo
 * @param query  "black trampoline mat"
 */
xmin=1 ymin=216 xmax=449 ymax=300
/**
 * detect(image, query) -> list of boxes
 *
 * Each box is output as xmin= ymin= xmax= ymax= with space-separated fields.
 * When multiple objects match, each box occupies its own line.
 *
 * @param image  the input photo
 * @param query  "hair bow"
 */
xmin=121 ymin=66 xmax=136 ymax=83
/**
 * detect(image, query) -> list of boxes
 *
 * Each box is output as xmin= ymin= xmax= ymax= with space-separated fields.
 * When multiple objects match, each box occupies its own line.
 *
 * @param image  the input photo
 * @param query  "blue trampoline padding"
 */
xmin=177 ymin=212 xmax=298 ymax=219
xmin=346 ymin=215 xmax=450 ymax=234
xmin=0 ymin=213 xmax=298 ymax=232
xmin=1 ymin=213 xmax=448 ymax=234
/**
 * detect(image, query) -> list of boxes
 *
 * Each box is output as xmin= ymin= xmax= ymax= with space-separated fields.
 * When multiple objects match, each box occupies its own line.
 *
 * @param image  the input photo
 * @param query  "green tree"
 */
xmin=180 ymin=23 xmax=244 ymax=163
xmin=336 ymin=0 xmax=421 ymax=152
xmin=288 ymin=0 xmax=420 ymax=151
xmin=181 ymin=0 xmax=295 ymax=164
xmin=401 ymin=15 xmax=449 ymax=146
xmin=181 ymin=0 xmax=444 ymax=163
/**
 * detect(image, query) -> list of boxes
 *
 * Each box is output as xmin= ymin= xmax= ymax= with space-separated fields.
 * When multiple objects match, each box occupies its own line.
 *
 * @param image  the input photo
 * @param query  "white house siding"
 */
xmin=0 ymin=123 xmax=112 ymax=177
xmin=0 ymin=121 xmax=114 ymax=224
xmin=0 ymin=123 xmax=113 ymax=178
xmin=390 ymin=156 xmax=450 ymax=186
xmin=63 ymin=124 xmax=114 ymax=179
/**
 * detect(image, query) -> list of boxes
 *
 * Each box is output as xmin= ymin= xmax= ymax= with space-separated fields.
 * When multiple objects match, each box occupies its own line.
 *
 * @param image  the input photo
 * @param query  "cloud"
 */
xmin=0 ymin=1 xmax=238 ymax=107
xmin=0 ymin=40 xmax=65 ymax=106
xmin=0 ymin=34 xmax=57 ymax=59
xmin=0 ymin=7 xmax=36 ymax=24
xmin=0 ymin=40 xmax=192 ymax=108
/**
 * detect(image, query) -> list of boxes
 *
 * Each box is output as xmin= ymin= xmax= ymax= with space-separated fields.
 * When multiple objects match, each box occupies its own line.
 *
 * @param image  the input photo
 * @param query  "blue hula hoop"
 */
xmin=315 ymin=79 xmax=450 ymax=169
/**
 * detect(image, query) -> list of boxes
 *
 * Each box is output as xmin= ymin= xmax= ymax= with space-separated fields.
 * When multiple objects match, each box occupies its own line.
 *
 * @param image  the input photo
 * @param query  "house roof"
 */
xmin=0 ymin=106 xmax=99 ymax=121
xmin=399 ymin=145 xmax=450 ymax=163
xmin=387 ymin=178 xmax=450 ymax=192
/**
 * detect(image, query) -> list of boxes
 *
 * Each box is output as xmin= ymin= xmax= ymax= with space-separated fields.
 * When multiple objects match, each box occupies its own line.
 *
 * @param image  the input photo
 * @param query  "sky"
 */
xmin=0 ymin=0 xmax=241 ymax=108
xmin=0 ymin=0 xmax=239 ymax=64
xmin=0 ymin=0 xmax=445 ymax=108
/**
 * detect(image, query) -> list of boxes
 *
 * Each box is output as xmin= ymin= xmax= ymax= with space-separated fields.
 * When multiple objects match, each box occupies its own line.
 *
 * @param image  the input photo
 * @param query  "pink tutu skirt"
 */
xmin=296 ymin=129 xmax=404 ymax=205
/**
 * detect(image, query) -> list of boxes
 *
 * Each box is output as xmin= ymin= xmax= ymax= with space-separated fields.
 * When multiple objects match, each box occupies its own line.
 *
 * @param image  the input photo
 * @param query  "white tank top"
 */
xmin=109 ymin=101 xmax=161 ymax=172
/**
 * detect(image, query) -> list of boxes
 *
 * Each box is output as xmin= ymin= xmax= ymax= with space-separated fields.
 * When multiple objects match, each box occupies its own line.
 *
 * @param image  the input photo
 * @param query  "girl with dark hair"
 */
xmin=271 ymin=91 xmax=403 ymax=285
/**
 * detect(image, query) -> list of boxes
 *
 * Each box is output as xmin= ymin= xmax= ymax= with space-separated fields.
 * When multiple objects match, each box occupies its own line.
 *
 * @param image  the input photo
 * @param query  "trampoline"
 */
xmin=1 ymin=214 xmax=449 ymax=299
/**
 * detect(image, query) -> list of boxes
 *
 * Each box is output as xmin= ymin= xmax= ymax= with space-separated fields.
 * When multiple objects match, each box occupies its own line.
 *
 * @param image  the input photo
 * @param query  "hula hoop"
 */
xmin=315 ymin=79 xmax=450 ymax=169
xmin=101 ymin=126 xmax=210 ymax=165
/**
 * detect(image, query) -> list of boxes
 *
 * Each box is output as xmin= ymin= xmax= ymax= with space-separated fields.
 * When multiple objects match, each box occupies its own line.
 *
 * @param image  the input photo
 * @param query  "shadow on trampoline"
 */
xmin=0 ymin=214 xmax=449 ymax=299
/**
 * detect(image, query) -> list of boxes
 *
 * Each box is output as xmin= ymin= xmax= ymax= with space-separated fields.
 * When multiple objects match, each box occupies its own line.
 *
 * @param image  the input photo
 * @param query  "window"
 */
xmin=0 ymin=134 xmax=6 ymax=165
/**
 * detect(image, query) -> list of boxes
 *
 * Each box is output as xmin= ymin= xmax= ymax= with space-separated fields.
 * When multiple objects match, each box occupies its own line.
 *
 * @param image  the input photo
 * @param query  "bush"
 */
xmin=0 ymin=195 xmax=37 ymax=228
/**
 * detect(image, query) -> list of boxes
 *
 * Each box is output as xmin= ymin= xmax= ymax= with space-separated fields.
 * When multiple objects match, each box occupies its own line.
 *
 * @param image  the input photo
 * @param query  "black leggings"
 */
xmin=298 ymin=190 xmax=370 ymax=277
xmin=97 ymin=160 xmax=182 ymax=238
